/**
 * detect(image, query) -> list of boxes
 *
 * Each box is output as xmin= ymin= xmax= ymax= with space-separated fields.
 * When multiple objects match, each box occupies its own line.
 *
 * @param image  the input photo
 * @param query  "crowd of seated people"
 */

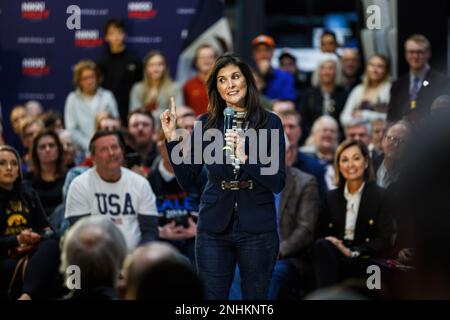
xmin=1 ymin=23 xmax=450 ymax=301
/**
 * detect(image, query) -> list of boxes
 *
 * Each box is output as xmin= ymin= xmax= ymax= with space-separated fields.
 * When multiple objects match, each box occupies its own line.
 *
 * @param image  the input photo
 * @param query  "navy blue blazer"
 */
xmin=166 ymin=110 xmax=286 ymax=234
xmin=317 ymin=182 xmax=394 ymax=257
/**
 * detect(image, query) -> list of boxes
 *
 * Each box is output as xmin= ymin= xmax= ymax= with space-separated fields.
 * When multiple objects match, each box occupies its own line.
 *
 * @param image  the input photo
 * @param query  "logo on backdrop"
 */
xmin=128 ymin=2 xmax=157 ymax=19
xmin=74 ymin=29 xmax=103 ymax=47
xmin=22 ymin=58 xmax=50 ymax=76
xmin=21 ymin=2 xmax=50 ymax=20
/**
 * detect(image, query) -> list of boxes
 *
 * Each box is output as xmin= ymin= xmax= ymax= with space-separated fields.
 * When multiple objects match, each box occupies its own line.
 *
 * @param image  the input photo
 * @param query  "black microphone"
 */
xmin=223 ymin=106 xmax=234 ymax=131
xmin=223 ymin=107 xmax=234 ymax=157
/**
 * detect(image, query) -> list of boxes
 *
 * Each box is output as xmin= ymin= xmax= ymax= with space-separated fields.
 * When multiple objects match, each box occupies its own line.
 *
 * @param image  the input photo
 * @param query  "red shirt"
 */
xmin=183 ymin=75 xmax=208 ymax=115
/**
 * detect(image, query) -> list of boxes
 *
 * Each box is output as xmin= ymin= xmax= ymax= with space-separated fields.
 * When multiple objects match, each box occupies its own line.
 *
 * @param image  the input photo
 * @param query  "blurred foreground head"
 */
xmin=60 ymin=216 xmax=127 ymax=291
xmin=396 ymin=109 xmax=450 ymax=298
xmin=124 ymin=242 xmax=205 ymax=300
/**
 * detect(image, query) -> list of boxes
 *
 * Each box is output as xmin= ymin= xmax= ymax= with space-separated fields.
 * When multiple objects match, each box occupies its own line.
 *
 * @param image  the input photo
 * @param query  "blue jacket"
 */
xmin=166 ymin=111 xmax=286 ymax=233
xmin=264 ymin=68 xmax=296 ymax=101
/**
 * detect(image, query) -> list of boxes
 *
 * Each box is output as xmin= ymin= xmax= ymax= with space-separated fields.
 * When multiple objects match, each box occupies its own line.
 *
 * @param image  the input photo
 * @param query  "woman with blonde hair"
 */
xmin=340 ymin=54 xmax=391 ymax=126
xmin=314 ymin=139 xmax=393 ymax=288
xmin=130 ymin=51 xmax=183 ymax=123
xmin=64 ymin=60 xmax=119 ymax=153
xmin=301 ymin=53 xmax=347 ymax=140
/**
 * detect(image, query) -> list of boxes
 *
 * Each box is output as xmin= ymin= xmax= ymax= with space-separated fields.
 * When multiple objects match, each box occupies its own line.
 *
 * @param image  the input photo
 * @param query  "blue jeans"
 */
xmin=229 ymin=267 xmax=242 ymax=300
xmin=196 ymin=224 xmax=279 ymax=300
xmin=230 ymin=259 xmax=302 ymax=300
xmin=267 ymin=259 xmax=301 ymax=299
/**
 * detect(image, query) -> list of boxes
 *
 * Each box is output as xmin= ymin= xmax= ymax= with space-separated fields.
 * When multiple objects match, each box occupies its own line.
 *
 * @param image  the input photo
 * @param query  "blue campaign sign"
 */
xmin=0 ymin=0 xmax=228 ymax=144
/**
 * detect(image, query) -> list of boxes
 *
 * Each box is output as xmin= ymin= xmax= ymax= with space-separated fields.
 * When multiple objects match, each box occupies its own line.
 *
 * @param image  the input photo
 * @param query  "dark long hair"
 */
xmin=0 ymin=145 xmax=22 ymax=188
xmin=205 ymin=53 xmax=267 ymax=129
xmin=31 ymin=130 xmax=66 ymax=181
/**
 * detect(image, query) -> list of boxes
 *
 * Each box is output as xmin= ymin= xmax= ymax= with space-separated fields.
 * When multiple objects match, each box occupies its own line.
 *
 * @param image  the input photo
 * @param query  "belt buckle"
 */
xmin=230 ymin=180 xmax=240 ymax=190
xmin=248 ymin=180 xmax=253 ymax=190
xmin=221 ymin=181 xmax=226 ymax=190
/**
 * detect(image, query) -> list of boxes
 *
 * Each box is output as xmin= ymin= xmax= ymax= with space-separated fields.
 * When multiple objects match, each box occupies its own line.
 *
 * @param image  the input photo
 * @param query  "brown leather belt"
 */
xmin=221 ymin=180 xmax=253 ymax=190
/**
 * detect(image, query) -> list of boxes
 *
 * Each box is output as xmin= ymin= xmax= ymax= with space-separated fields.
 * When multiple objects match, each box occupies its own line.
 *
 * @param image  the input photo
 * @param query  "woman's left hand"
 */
xmin=225 ymin=129 xmax=247 ymax=163
xmin=325 ymin=236 xmax=352 ymax=257
xmin=17 ymin=229 xmax=41 ymax=246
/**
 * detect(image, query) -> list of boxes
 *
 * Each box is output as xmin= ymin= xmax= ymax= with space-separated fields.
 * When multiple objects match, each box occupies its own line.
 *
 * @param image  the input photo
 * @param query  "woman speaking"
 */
xmin=160 ymin=53 xmax=285 ymax=299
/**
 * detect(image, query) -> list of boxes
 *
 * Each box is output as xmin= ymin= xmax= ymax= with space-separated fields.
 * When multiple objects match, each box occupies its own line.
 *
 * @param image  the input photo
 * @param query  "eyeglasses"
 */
xmin=406 ymin=50 xmax=427 ymax=56
xmin=385 ymin=135 xmax=406 ymax=146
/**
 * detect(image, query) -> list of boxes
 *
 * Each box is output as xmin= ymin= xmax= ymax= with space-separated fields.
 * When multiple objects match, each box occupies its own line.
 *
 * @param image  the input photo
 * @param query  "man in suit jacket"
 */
xmin=268 ymin=147 xmax=320 ymax=298
xmin=277 ymin=110 xmax=326 ymax=201
xmin=387 ymin=34 xmax=450 ymax=123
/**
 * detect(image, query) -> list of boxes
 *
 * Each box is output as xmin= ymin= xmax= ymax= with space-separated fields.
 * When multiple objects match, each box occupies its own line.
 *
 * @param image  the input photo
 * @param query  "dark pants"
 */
xmin=165 ymin=238 xmax=196 ymax=272
xmin=231 ymin=258 xmax=311 ymax=300
xmin=314 ymin=238 xmax=369 ymax=289
xmin=268 ymin=259 xmax=303 ymax=299
xmin=0 ymin=238 xmax=61 ymax=300
xmin=196 ymin=217 xmax=279 ymax=300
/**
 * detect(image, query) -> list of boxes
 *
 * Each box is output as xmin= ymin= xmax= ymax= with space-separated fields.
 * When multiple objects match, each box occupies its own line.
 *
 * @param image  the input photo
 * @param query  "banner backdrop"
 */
xmin=0 ymin=0 xmax=230 ymax=144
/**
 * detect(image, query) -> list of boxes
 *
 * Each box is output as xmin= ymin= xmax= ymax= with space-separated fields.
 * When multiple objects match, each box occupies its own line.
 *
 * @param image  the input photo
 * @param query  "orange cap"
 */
xmin=251 ymin=34 xmax=275 ymax=48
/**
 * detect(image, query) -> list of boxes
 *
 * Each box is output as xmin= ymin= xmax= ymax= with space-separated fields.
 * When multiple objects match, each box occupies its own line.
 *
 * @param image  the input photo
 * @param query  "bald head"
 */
xmin=77 ymin=224 xmax=105 ymax=247
xmin=60 ymin=216 xmax=127 ymax=289
xmin=341 ymin=48 xmax=361 ymax=79
xmin=312 ymin=115 xmax=339 ymax=154
xmin=25 ymin=100 xmax=43 ymax=117
xmin=431 ymin=95 xmax=450 ymax=113
xmin=124 ymin=242 xmax=186 ymax=299
xmin=128 ymin=242 xmax=180 ymax=270
xmin=382 ymin=121 xmax=410 ymax=163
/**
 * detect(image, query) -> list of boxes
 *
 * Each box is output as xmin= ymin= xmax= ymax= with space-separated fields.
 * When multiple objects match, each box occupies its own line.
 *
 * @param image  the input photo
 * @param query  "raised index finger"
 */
xmin=170 ymin=96 xmax=176 ymax=116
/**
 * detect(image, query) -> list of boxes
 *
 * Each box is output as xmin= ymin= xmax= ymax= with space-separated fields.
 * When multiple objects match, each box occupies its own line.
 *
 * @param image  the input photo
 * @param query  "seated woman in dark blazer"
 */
xmin=314 ymin=139 xmax=393 ymax=289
